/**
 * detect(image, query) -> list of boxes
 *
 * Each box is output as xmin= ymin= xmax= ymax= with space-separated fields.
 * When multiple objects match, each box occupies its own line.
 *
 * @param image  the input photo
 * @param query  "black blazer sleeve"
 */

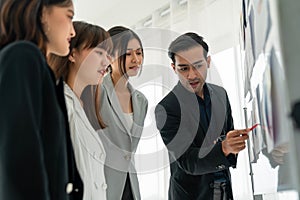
xmin=0 ymin=42 xmax=53 ymax=200
xmin=224 ymin=92 xmax=237 ymax=168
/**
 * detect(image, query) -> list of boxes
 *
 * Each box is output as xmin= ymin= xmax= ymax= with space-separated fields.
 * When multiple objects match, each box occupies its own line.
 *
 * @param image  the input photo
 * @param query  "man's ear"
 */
xmin=171 ymin=63 xmax=176 ymax=72
xmin=68 ymin=49 xmax=76 ymax=63
xmin=207 ymin=55 xmax=211 ymax=68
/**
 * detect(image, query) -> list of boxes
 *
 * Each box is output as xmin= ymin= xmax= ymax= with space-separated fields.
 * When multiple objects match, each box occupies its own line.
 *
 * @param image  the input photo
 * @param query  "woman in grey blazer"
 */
xmin=85 ymin=26 xmax=148 ymax=200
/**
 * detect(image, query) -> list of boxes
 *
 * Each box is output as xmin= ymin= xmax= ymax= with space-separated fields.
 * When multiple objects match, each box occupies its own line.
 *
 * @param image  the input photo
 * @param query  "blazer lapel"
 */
xmin=173 ymin=82 xmax=227 ymax=150
xmin=128 ymin=84 xmax=141 ymax=123
xmin=129 ymin=84 xmax=145 ymax=139
xmin=54 ymin=77 xmax=83 ymax=196
xmin=174 ymin=82 xmax=207 ymax=134
xmin=64 ymin=83 xmax=103 ymax=145
xmin=103 ymin=74 xmax=132 ymax=137
xmin=200 ymin=84 xmax=227 ymax=155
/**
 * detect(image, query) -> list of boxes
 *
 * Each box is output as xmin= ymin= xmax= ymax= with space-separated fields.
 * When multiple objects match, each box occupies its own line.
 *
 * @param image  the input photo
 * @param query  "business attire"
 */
xmin=0 ymin=41 xmax=83 ymax=200
xmin=155 ymin=82 xmax=236 ymax=200
xmin=64 ymin=83 xmax=107 ymax=200
xmin=82 ymin=74 xmax=148 ymax=200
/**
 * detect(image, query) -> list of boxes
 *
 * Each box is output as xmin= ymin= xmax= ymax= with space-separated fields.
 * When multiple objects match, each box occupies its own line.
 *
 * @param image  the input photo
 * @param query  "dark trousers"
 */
xmin=213 ymin=182 xmax=232 ymax=200
xmin=121 ymin=174 xmax=134 ymax=200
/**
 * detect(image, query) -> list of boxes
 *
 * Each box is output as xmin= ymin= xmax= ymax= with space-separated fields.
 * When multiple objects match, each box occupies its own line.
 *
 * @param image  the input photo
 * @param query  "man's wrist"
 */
xmin=221 ymin=141 xmax=230 ymax=156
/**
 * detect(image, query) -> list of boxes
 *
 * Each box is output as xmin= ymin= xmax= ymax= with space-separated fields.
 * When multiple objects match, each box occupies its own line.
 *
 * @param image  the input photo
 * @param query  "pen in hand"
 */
xmin=249 ymin=123 xmax=259 ymax=131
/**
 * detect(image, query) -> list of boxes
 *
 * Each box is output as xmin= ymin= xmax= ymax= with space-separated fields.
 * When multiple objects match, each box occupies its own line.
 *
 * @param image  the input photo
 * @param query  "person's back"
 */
xmin=0 ymin=1 xmax=83 ymax=199
xmin=0 ymin=40 xmax=71 ymax=200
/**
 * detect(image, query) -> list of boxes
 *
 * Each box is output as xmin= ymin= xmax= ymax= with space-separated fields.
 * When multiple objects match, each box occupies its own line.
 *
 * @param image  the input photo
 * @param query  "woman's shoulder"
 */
xmin=132 ymin=89 xmax=148 ymax=108
xmin=1 ymin=40 xmax=43 ymax=57
xmin=0 ymin=41 xmax=46 ymax=73
xmin=135 ymin=89 xmax=147 ymax=100
xmin=64 ymin=83 xmax=78 ymax=113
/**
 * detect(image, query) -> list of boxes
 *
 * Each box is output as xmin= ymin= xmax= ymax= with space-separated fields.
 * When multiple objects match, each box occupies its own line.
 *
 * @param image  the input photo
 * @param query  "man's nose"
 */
xmin=187 ymin=67 xmax=197 ymax=79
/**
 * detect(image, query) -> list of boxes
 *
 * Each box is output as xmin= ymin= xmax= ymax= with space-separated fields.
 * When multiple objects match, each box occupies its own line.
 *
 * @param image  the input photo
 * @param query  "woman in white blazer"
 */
xmin=83 ymin=26 xmax=148 ymax=200
xmin=49 ymin=21 xmax=112 ymax=200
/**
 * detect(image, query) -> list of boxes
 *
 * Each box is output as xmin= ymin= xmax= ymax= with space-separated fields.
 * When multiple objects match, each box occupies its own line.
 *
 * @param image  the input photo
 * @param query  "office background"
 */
xmin=73 ymin=0 xmax=300 ymax=199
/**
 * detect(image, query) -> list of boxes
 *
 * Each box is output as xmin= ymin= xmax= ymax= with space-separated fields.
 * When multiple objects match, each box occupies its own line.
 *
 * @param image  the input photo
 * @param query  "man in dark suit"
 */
xmin=155 ymin=33 xmax=250 ymax=200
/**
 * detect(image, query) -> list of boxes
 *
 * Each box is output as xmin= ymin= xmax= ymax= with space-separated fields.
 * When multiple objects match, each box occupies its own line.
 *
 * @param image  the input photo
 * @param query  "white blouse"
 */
xmin=123 ymin=112 xmax=134 ymax=131
xmin=64 ymin=83 xmax=107 ymax=200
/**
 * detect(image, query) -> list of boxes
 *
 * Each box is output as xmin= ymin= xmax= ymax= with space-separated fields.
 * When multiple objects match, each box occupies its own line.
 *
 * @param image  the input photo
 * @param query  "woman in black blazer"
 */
xmin=0 ymin=0 xmax=83 ymax=199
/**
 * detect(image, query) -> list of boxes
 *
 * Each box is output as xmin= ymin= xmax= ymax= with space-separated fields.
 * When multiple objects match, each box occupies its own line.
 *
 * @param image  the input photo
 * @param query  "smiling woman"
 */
xmin=80 ymin=26 xmax=148 ymax=200
xmin=48 ymin=21 xmax=112 ymax=200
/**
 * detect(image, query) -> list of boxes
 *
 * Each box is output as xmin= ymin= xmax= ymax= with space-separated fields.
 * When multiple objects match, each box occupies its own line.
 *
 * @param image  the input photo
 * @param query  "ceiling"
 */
xmin=73 ymin=0 xmax=170 ymax=29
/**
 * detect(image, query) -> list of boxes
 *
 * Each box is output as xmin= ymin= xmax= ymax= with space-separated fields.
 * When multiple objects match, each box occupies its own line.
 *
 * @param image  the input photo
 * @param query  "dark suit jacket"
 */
xmin=0 ymin=41 xmax=83 ymax=200
xmin=155 ymin=82 xmax=236 ymax=200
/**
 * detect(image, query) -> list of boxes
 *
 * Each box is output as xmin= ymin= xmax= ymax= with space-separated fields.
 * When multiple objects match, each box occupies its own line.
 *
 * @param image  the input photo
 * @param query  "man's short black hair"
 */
xmin=168 ymin=32 xmax=209 ymax=63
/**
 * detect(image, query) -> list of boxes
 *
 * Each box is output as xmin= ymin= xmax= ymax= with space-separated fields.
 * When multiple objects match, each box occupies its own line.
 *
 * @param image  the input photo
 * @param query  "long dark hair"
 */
xmin=48 ymin=21 xmax=112 ymax=129
xmin=0 ymin=0 xmax=72 ymax=55
xmin=108 ymin=26 xmax=144 ymax=79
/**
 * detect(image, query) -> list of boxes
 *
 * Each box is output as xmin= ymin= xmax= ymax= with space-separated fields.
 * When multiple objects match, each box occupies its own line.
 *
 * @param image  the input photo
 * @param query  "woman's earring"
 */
xmin=44 ymin=23 xmax=50 ymax=36
xmin=68 ymin=53 xmax=76 ymax=63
